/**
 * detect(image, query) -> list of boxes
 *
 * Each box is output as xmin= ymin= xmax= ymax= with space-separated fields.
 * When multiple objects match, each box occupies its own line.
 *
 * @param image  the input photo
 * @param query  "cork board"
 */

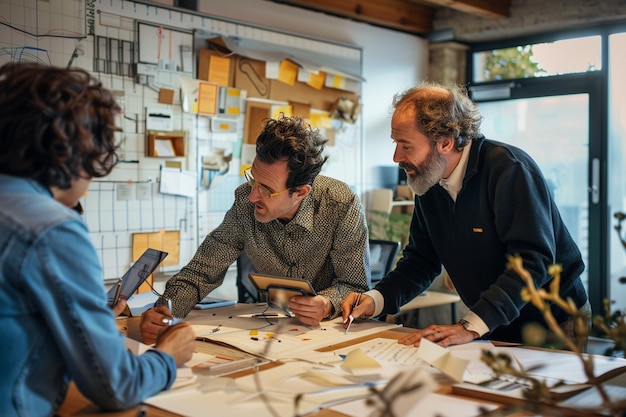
xmin=131 ymin=230 xmax=180 ymax=293
xmin=244 ymin=101 xmax=272 ymax=144
xmin=132 ymin=230 xmax=180 ymax=266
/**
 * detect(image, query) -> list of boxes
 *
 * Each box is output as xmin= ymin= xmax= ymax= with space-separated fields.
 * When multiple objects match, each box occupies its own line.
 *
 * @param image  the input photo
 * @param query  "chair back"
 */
xmin=238 ymin=240 xmax=401 ymax=298
xmin=369 ymin=239 xmax=401 ymax=287
xmin=236 ymin=252 xmax=260 ymax=303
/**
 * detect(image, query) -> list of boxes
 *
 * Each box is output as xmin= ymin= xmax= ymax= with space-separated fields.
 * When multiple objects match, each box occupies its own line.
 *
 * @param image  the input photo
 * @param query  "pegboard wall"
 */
xmin=0 ymin=0 xmax=363 ymax=281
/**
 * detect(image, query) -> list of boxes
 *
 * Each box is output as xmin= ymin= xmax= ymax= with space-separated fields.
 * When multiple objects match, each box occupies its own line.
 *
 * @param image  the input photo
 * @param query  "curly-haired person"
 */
xmin=0 ymin=63 xmax=195 ymax=416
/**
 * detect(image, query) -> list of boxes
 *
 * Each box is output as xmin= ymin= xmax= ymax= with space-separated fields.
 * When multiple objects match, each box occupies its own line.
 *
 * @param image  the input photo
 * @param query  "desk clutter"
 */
xmin=118 ymin=304 xmax=626 ymax=417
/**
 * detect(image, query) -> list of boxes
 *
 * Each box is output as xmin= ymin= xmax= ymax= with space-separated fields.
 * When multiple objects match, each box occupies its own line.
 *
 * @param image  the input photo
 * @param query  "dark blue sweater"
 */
xmin=376 ymin=136 xmax=587 ymax=343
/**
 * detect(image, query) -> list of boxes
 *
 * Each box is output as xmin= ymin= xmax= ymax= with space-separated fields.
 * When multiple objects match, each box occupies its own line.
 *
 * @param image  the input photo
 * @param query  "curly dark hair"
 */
xmin=0 ymin=62 xmax=121 ymax=189
xmin=391 ymin=81 xmax=483 ymax=151
xmin=255 ymin=115 xmax=328 ymax=190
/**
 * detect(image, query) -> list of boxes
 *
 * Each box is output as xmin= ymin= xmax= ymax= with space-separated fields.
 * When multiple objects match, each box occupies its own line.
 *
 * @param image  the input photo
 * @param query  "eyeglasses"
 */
xmin=244 ymin=169 xmax=290 ymax=198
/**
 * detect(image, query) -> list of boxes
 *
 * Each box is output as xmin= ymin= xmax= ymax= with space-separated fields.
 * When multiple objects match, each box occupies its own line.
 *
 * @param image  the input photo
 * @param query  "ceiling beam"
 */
xmin=273 ymin=0 xmax=435 ymax=35
xmin=424 ymin=0 xmax=510 ymax=19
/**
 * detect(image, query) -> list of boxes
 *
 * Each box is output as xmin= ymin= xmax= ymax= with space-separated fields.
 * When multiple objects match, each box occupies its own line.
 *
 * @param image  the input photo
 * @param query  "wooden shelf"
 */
xmin=146 ymin=130 xmax=186 ymax=157
xmin=391 ymin=200 xmax=414 ymax=207
xmin=368 ymin=187 xmax=414 ymax=215
xmin=366 ymin=187 xmax=414 ymax=244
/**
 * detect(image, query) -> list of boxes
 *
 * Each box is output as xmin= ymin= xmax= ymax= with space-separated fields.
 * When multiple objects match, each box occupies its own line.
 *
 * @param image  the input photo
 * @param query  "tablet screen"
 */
xmin=106 ymin=248 xmax=168 ymax=304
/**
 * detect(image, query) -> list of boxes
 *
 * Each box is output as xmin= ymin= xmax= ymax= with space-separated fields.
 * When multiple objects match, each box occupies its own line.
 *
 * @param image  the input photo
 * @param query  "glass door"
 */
xmin=469 ymin=73 xmax=605 ymax=315
xmin=608 ymin=33 xmax=626 ymax=314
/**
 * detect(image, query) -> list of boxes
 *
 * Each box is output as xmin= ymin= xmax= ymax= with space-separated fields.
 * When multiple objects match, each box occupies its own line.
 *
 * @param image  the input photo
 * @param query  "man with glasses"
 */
xmin=141 ymin=116 xmax=370 ymax=343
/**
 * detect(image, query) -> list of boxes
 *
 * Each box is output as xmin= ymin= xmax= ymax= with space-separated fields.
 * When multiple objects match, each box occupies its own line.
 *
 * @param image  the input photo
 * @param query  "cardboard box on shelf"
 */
xmin=396 ymin=184 xmax=414 ymax=201
xmin=197 ymin=48 xmax=235 ymax=87
xmin=202 ymin=36 xmax=361 ymax=113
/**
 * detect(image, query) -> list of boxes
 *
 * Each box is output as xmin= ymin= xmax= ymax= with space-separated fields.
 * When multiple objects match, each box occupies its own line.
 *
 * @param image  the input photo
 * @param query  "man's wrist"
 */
xmin=458 ymin=319 xmax=480 ymax=339
xmin=324 ymin=297 xmax=334 ymax=318
xmin=458 ymin=318 xmax=471 ymax=329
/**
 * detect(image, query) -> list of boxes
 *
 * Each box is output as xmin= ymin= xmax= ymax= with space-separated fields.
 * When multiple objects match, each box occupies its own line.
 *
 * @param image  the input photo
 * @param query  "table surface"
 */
xmin=56 ymin=304 xmax=619 ymax=417
xmin=57 ymin=316 xmax=414 ymax=417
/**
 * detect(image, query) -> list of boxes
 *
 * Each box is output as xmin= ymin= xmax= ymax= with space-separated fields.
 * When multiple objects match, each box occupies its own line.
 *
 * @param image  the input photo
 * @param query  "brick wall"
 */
xmin=434 ymin=0 xmax=626 ymax=43
xmin=428 ymin=0 xmax=626 ymax=84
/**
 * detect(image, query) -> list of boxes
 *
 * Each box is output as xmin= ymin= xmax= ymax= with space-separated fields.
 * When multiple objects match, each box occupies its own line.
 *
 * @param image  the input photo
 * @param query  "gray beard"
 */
xmin=405 ymin=152 xmax=447 ymax=196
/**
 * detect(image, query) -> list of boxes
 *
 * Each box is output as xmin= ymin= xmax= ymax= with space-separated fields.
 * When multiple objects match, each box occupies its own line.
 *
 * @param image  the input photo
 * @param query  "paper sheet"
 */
xmin=503 ymin=346 xmax=626 ymax=384
xmin=125 ymin=338 xmax=198 ymax=390
xmin=342 ymin=348 xmax=381 ymax=369
xmin=146 ymin=350 xmax=445 ymax=417
xmin=234 ymin=361 xmax=432 ymax=416
xmin=334 ymin=338 xmax=424 ymax=368
xmin=332 ymin=337 xmax=469 ymax=382
xmin=159 ymin=167 xmax=196 ymax=198
xmin=190 ymin=314 xmax=399 ymax=361
xmin=330 ymin=391 xmax=499 ymax=417
xmin=147 ymin=361 xmax=380 ymax=417
xmin=126 ymin=291 xmax=159 ymax=316
xmin=447 ymin=341 xmax=626 ymax=385
xmin=141 ymin=307 xmax=491 ymax=417
xmin=417 ymin=338 xmax=470 ymax=382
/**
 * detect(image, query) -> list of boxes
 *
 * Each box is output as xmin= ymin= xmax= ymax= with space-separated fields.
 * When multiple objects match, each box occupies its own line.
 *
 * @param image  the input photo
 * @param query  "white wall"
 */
xmin=195 ymin=0 xmax=429 ymax=190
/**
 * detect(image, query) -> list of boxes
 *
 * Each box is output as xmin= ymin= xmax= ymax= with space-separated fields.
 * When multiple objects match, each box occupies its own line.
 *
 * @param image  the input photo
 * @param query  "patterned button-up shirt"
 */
xmin=158 ymin=175 xmax=371 ymax=319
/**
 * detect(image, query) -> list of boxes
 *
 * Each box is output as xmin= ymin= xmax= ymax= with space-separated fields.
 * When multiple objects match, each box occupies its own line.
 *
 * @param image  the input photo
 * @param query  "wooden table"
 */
xmin=58 ymin=306 xmax=616 ymax=417
xmin=56 ymin=318 xmax=414 ymax=417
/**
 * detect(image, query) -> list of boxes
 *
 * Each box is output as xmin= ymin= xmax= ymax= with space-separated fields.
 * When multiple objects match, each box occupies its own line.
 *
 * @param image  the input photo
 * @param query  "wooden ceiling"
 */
xmin=271 ymin=0 xmax=511 ymax=36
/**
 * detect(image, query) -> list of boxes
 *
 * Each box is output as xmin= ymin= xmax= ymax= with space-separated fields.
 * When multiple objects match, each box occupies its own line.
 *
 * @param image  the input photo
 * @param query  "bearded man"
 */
xmin=342 ymin=81 xmax=589 ymax=347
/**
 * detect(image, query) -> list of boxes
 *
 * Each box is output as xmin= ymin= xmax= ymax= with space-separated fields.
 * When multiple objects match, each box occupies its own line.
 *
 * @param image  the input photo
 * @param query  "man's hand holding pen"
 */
xmin=140 ymin=301 xmax=184 ymax=345
xmin=138 ymin=300 xmax=195 ymax=365
xmin=341 ymin=292 xmax=375 ymax=332
xmin=163 ymin=298 xmax=184 ymax=326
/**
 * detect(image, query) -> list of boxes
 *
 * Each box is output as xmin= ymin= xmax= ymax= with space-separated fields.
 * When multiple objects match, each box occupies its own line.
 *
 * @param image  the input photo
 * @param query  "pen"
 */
xmin=162 ymin=298 xmax=183 ymax=326
xmin=162 ymin=299 xmax=173 ymax=325
xmin=161 ymin=317 xmax=183 ymax=326
xmin=345 ymin=292 xmax=362 ymax=335
xmin=111 ymin=278 xmax=122 ymax=308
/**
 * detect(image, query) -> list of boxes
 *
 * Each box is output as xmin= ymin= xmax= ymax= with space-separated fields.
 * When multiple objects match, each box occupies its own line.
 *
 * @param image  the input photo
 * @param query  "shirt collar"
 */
xmin=439 ymin=140 xmax=472 ymax=201
xmin=273 ymin=182 xmax=316 ymax=233
xmin=289 ymin=192 xmax=315 ymax=232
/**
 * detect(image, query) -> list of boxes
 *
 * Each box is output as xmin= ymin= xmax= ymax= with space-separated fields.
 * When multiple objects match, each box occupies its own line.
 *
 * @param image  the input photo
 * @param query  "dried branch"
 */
xmin=496 ymin=254 xmax=624 ymax=415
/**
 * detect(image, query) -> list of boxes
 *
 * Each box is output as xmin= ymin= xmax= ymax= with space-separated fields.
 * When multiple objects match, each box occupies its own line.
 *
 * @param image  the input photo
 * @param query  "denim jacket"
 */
xmin=0 ymin=175 xmax=176 ymax=417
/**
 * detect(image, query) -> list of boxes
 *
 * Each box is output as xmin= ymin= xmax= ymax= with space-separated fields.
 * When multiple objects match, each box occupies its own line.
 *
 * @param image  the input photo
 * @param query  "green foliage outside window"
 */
xmin=482 ymin=45 xmax=546 ymax=81
xmin=368 ymin=210 xmax=411 ymax=248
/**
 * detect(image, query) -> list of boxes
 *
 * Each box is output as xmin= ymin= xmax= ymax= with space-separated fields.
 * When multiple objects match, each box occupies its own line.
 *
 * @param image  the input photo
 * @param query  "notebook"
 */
xmin=106 ymin=248 xmax=168 ymax=306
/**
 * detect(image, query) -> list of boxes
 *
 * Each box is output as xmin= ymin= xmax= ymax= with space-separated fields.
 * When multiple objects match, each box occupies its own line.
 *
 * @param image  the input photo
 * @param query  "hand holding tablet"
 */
xmin=247 ymin=273 xmax=316 ymax=316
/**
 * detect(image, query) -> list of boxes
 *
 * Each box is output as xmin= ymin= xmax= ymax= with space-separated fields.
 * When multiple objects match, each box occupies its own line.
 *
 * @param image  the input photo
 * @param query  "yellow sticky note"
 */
xmin=278 ymin=59 xmax=299 ymax=86
xmin=198 ymin=82 xmax=218 ymax=115
xmin=307 ymin=71 xmax=326 ymax=90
